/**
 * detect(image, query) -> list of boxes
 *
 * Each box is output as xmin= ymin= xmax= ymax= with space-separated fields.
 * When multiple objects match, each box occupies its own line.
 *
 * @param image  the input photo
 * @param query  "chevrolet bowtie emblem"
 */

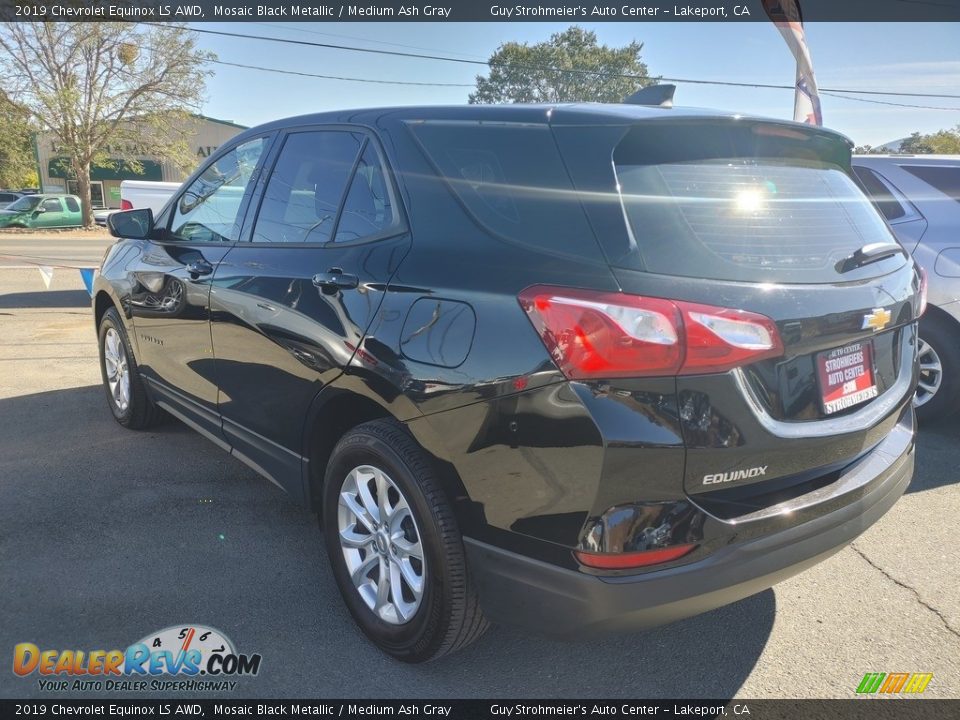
xmin=862 ymin=307 xmax=892 ymax=332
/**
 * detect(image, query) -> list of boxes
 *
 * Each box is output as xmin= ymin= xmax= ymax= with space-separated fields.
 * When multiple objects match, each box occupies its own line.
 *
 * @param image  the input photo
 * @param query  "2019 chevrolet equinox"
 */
xmin=94 ymin=102 xmax=921 ymax=662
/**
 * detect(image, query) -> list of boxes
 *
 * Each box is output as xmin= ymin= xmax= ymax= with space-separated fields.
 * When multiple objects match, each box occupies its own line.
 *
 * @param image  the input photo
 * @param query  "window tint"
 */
xmin=171 ymin=137 xmax=266 ymax=243
xmin=902 ymin=165 xmax=960 ymax=204
xmin=613 ymin=122 xmax=904 ymax=284
xmin=252 ymin=131 xmax=363 ymax=244
xmin=852 ymin=166 xmax=907 ymax=221
xmin=334 ymin=142 xmax=399 ymax=242
xmin=42 ymin=198 xmax=63 ymax=213
xmin=64 ymin=196 xmax=80 ymax=212
xmin=409 ymin=121 xmax=600 ymax=259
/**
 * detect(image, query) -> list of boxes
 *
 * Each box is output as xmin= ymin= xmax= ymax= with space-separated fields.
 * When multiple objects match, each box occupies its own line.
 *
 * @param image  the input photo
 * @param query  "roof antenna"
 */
xmin=623 ymin=84 xmax=676 ymax=108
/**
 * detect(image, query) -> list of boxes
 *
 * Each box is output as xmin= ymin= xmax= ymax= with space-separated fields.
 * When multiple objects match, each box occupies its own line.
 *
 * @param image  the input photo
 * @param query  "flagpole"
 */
xmin=763 ymin=0 xmax=823 ymax=126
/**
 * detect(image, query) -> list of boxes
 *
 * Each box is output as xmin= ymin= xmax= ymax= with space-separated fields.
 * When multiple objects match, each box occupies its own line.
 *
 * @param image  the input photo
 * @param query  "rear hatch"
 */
xmin=552 ymin=113 xmax=921 ymax=512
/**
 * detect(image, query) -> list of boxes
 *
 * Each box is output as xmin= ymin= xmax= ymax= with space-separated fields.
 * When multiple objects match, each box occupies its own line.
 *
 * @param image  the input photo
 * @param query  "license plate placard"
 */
xmin=816 ymin=340 xmax=878 ymax=415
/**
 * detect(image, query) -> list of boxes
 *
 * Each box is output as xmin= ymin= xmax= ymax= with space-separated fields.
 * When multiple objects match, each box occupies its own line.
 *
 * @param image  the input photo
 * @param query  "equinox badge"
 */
xmin=703 ymin=466 xmax=768 ymax=485
xmin=862 ymin=307 xmax=892 ymax=332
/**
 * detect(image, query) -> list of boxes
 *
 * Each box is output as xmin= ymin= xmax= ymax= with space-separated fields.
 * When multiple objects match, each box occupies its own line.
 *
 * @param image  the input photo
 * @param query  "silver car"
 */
xmin=853 ymin=155 xmax=960 ymax=421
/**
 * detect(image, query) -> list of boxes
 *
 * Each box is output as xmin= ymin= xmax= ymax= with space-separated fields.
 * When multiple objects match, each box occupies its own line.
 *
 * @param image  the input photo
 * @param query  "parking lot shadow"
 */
xmin=910 ymin=415 xmax=960 ymax=494
xmin=0 ymin=385 xmax=773 ymax=699
xmin=0 ymin=289 xmax=90 ymax=309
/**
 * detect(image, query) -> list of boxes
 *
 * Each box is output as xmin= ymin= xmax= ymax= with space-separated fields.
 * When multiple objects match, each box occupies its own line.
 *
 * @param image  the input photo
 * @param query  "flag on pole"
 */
xmin=762 ymin=0 xmax=823 ymax=126
xmin=37 ymin=265 xmax=54 ymax=289
xmin=78 ymin=268 xmax=96 ymax=297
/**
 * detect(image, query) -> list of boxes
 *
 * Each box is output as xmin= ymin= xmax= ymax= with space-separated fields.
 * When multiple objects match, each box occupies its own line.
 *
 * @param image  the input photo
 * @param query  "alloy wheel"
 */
xmin=337 ymin=465 xmax=426 ymax=625
xmin=915 ymin=338 xmax=943 ymax=408
xmin=103 ymin=328 xmax=131 ymax=413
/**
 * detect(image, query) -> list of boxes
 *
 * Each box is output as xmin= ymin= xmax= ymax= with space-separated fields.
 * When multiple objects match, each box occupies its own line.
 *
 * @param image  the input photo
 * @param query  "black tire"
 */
xmin=97 ymin=307 xmax=162 ymax=429
xmin=916 ymin=313 xmax=960 ymax=423
xmin=322 ymin=419 xmax=488 ymax=662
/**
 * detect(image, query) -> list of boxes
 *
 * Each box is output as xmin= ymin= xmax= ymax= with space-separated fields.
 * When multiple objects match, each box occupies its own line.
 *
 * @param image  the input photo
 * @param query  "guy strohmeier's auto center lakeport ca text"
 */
xmin=20 ymin=4 xmax=750 ymax=20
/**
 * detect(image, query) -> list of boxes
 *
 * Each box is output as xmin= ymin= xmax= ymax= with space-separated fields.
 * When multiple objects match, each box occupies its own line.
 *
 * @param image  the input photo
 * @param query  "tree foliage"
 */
xmin=0 ymin=89 xmax=37 ymax=189
xmin=856 ymin=125 xmax=960 ymax=155
xmin=0 ymin=22 xmax=213 ymax=226
xmin=899 ymin=125 xmax=960 ymax=154
xmin=470 ymin=26 xmax=655 ymax=105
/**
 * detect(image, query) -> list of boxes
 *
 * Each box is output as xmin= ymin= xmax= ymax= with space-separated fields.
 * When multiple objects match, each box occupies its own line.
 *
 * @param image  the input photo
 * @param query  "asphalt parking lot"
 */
xmin=1 ymin=239 xmax=958 ymax=700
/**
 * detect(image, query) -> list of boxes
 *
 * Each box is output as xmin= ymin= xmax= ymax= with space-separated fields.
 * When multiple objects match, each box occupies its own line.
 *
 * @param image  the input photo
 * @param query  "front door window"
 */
xmin=170 ymin=137 xmax=267 ymax=243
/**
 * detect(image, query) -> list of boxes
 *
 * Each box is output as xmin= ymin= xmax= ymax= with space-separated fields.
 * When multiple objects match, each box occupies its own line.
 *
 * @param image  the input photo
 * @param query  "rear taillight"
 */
xmin=519 ymin=285 xmax=783 ymax=379
xmin=518 ymin=287 xmax=681 ymax=379
xmin=120 ymin=199 xmax=133 ymax=210
xmin=918 ymin=267 xmax=928 ymax=317
xmin=681 ymin=302 xmax=782 ymax=374
xmin=575 ymin=543 xmax=696 ymax=570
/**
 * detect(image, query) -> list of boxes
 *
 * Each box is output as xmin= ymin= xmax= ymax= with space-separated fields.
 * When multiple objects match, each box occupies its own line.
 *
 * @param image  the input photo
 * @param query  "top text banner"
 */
xmin=3 ymin=0 xmax=960 ymax=22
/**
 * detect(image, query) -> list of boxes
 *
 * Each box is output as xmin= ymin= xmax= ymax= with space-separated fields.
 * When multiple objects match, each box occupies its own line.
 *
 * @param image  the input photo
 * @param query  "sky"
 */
xmin=192 ymin=21 xmax=960 ymax=147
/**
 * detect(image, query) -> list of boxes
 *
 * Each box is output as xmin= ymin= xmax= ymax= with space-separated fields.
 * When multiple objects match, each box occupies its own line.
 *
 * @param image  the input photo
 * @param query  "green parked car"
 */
xmin=0 ymin=194 xmax=83 ymax=228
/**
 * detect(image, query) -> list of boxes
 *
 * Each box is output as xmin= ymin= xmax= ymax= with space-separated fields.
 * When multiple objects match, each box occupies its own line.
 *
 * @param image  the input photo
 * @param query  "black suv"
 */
xmin=95 ymin=103 xmax=920 ymax=662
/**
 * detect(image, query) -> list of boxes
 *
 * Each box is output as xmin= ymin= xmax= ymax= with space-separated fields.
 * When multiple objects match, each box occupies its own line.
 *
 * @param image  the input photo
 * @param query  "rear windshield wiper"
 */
xmin=835 ymin=242 xmax=906 ymax=274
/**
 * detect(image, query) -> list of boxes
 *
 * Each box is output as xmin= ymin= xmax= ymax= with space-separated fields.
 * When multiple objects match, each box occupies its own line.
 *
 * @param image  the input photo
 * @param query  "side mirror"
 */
xmin=108 ymin=208 xmax=154 ymax=239
xmin=34 ymin=206 xmax=46 ymax=214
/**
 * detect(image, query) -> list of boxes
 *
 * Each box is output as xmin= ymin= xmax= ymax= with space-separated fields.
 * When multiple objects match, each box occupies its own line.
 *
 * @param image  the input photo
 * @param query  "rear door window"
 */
xmin=334 ymin=142 xmax=401 ymax=242
xmin=252 ymin=130 xmax=363 ymax=244
xmin=64 ymin=196 xmax=80 ymax=212
xmin=614 ymin=122 xmax=905 ymax=284
xmin=851 ymin=166 xmax=909 ymax=221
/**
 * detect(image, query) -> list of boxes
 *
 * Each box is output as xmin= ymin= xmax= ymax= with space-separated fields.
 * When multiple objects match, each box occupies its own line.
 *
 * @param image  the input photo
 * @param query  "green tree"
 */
xmin=470 ymin=26 xmax=656 ymax=105
xmin=0 ymin=89 xmax=38 ymax=188
xmin=899 ymin=125 xmax=960 ymax=154
xmin=854 ymin=144 xmax=898 ymax=155
xmin=0 ymin=22 xmax=213 ymax=226
xmin=899 ymin=132 xmax=934 ymax=154
xmin=917 ymin=124 xmax=960 ymax=154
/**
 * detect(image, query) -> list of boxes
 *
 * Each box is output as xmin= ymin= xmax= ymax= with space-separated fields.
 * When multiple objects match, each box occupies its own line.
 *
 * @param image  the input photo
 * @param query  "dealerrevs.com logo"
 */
xmin=13 ymin=625 xmax=261 ymax=692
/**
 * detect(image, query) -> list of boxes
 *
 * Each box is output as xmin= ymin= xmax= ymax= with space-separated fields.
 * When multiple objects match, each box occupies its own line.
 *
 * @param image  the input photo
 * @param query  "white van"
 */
xmin=120 ymin=180 xmax=182 ymax=217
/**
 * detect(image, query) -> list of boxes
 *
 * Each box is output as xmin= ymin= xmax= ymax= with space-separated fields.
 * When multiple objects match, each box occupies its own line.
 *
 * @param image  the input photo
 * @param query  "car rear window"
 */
xmin=614 ymin=122 xmax=905 ymax=284
xmin=901 ymin=165 xmax=960 ymax=205
xmin=408 ymin=121 xmax=601 ymax=260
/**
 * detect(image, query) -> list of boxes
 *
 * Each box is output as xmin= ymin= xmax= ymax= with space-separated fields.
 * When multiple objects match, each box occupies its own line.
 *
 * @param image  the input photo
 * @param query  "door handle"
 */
xmin=185 ymin=259 xmax=214 ymax=279
xmin=312 ymin=268 xmax=359 ymax=293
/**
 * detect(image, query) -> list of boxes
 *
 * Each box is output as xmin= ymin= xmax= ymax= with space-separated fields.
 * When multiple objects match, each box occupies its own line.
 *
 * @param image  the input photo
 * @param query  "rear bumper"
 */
xmin=464 ymin=419 xmax=914 ymax=638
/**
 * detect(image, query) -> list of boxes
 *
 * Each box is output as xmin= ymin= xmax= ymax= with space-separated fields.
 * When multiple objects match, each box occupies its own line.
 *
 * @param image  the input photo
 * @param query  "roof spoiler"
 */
xmin=623 ymin=84 xmax=676 ymax=108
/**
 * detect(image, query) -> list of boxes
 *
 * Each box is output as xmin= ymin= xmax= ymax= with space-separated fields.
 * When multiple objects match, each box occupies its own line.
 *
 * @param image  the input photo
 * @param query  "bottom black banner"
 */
xmin=0 ymin=700 xmax=956 ymax=720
